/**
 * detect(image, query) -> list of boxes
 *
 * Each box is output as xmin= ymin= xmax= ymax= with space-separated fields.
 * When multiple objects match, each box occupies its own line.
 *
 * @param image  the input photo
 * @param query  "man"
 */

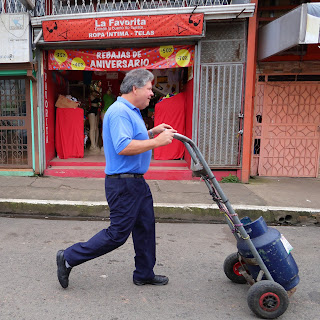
xmin=57 ymin=68 xmax=176 ymax=289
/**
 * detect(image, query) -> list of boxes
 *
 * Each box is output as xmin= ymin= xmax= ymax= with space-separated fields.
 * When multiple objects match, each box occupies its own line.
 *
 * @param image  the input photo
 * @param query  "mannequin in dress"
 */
xmin=101 ymin=88 xmax=115 ymax=122
xmin=100 ymin=88 xmax=115 ymax=154
xmin=88 ymin=81 xmax=102 ymax=152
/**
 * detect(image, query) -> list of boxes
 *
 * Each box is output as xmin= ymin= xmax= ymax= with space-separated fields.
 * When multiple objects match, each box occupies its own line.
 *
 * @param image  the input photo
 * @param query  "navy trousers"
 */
xmin=64 ymin=177 xmax=156 ymax=281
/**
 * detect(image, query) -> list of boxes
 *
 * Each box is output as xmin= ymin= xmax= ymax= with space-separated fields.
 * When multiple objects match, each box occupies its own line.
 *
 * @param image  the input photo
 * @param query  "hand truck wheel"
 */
xmin=223 ymin=252 xmax=247 ymax=284
xmin=247 ymin=280 xmax=289 ymax=319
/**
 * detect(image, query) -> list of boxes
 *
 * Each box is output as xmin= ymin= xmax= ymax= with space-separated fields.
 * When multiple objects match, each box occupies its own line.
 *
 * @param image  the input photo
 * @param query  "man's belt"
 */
xmin=106 ymin=174 xmax=144 ymax=179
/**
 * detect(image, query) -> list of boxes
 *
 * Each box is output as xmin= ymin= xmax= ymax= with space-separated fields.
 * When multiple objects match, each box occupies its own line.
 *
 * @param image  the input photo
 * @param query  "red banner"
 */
xmin=48 ymin=45 xmax=195 ymax=71
xmin=42 ymin=14 xmax=203 ymax=42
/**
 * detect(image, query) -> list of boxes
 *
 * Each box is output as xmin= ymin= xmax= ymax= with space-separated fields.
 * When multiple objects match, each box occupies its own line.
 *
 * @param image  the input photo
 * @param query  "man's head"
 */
xmin=120 ymin=69 xmax=154 ymax=110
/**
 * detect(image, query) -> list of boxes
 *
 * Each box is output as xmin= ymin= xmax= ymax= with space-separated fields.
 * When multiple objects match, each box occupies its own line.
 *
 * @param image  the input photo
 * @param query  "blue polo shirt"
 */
xmin=103 ymin=97 xmax=152 ymax=175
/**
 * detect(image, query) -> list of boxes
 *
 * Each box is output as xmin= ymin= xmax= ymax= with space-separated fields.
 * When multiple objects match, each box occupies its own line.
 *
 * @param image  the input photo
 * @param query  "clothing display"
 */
xmin=55 ymin=108 xmax=84 ymax=159
xmin=154 ymin=92 xmax=186 ymax=160
xmin=87 ymin=105 xmax=100 ymax=115
xmin=88 ymin=83 xmax=102 ymax=150
xmin=91 ymin=98 xmax=100 ymax=104
xmin=102 ymin=93 xmax=116 ymax=112
xmin=53 ymin=69 xmax=187 ymax=161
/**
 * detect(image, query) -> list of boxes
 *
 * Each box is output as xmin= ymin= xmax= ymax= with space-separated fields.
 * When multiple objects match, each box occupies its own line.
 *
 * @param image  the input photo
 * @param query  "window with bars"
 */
xmin=0 ymin=78 xmax=30 ymax=167
xmin=0 ymin=79 xmax=26 ymax=117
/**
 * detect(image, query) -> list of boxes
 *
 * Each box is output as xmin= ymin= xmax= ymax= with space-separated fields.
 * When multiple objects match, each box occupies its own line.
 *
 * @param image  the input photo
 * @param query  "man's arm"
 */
xmin=119 ymin=127 xmax=176 ymax=156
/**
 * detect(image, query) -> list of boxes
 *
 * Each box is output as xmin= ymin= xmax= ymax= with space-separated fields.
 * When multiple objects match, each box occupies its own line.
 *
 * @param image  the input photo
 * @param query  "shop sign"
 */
xmin=48 ymin=45 xmax=195 ymax=71
xmin=0 ymin=13 xmax=31 ymax=63
xmin=42 ymin=14 xmax=203 ymax=42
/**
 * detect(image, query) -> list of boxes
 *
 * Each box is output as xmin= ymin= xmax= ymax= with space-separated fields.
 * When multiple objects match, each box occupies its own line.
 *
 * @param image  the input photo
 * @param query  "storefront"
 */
xmin=252 ymin=3 xmax=320 ymax=178
xmin=0 ymin=13 xmax=40 ymax=176
xmin=43 ymin=44 xmax=195 ymax=160
xmin=30 ymin=7 xmax=255 ymax=180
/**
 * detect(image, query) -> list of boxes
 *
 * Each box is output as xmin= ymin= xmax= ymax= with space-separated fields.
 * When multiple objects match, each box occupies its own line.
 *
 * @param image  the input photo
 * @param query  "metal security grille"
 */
xmin=195 ymin=21 xmax=246 ymax=167
xmin=0 ymin=0 xmax=240 ymax=16
xmin=198 ymin=64 xmax=244 ymax=167
xmin=0 ymin=79 xmax=31 ymax=167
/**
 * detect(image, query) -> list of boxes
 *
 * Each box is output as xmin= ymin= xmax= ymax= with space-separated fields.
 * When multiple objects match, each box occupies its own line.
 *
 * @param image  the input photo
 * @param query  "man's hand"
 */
xmin=152 ymin=123 xmax=176 ymax=136
xmin=154 ymin=129 xmax=176 ymax=147
xmin=119 ymin=124 xmax=177 ymax=156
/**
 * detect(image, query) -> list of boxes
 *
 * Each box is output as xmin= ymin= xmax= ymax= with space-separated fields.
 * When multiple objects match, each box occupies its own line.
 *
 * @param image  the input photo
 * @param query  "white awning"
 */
xmin=258 ymin=3 xmax=320 ymax=60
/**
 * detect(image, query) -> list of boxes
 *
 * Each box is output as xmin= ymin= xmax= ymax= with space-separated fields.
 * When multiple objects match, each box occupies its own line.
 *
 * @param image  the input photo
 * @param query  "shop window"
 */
xmin=0 ymin=79 xmax=26 ymax=117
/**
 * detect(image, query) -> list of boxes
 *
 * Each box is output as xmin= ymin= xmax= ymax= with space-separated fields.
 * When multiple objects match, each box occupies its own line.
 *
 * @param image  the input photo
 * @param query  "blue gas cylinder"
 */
xmin=236 ymin=216 xmax=299 ymax=291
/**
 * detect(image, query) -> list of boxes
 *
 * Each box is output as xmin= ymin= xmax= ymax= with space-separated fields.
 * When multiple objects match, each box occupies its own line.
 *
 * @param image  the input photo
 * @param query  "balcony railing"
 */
xmin=0 ymin=0 xmax=247 ymax=17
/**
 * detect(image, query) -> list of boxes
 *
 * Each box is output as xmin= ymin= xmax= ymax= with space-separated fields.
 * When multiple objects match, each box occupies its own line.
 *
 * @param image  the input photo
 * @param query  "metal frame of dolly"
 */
xmin=174 ymin=133 xmax=293 ymax=319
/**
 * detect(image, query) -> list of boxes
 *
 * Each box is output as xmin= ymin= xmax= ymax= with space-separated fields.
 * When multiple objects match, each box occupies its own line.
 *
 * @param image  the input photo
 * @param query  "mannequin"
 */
xmin=101 ymin=88 xmax=115 ymax=122
xmin=88 ymin=81 xmax=102 ymax=152
xmin=100 ymin=88 xmax=115 ymax=154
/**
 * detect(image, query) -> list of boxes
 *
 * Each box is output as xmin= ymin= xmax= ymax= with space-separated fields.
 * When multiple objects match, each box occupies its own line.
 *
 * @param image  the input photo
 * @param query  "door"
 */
xmin=197 ymin=63 xmax=244 ymax=167
xmin=0 ymin=78 xmax=32 ymax=168
xmin=259 ymin=82 xmax=320 ymax=177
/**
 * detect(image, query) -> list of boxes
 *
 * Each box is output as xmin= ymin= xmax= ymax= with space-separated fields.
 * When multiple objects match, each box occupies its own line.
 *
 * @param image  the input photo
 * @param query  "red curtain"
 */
xmin=55 ymin=108 xmax=84 ymax=159
xmin=154 ymin=92 xmax=185 ymax=160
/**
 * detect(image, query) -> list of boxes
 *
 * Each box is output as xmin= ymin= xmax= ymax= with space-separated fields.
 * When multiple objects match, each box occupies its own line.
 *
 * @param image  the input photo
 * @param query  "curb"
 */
xmin=0 ymin=199 xmax=319 ymax=225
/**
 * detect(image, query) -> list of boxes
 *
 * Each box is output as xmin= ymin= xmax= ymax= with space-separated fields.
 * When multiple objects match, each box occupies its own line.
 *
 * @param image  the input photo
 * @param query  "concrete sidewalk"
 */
xmin=0 ymin=175 xmax=319 ymax=225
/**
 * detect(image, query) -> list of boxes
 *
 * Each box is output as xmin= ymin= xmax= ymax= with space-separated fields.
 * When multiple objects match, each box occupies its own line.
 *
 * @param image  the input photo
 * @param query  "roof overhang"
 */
xmin=258 ymin=3 xmax=320 ymax=60
xmin=31 ymin=4 xmax=256 ymax=26
xmin=31 ymin=4 xmax=255 ymax=48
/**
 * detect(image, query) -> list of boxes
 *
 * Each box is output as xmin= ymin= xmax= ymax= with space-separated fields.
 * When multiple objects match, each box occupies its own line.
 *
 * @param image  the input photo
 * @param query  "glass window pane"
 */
xmin=0 ymin=79 xmax=26 ymax=117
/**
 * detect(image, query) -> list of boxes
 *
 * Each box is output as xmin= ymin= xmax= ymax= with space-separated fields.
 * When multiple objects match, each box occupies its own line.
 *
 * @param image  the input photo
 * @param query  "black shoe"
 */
xmin=56 ymin=250 xmax=72 ymax=289
xmin=133 ymin=275 xmax=169 ymax=286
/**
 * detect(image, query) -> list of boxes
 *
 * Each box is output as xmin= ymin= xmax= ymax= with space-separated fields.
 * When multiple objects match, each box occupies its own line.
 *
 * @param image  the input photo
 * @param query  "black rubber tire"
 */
xmin=223 ymin=252 xmax=247 ymax=284
xmin=247 ymin=280 xmax=289 ymax=319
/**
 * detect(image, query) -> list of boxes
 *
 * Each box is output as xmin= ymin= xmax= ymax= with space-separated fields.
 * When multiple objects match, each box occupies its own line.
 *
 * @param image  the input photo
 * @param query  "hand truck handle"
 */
xmin=173 ymin=133 xmax=213 ymax=178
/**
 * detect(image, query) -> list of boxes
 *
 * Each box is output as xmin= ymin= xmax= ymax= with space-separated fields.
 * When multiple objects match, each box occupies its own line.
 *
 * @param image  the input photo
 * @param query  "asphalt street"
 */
xmin=0 ymin=217 xmax=319 ymax=320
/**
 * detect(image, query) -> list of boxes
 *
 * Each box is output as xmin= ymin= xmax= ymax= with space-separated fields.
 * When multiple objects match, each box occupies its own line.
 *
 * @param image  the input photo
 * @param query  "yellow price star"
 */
xmin=54 ymin=49 xmax=68 ymax=64
xmin=175 ymin=49 xmax=191 ymax=67
xmin=159 ymin=46 xmax=174 ymax=59
xmin=71 ymin=57 xmax=86 ymax=70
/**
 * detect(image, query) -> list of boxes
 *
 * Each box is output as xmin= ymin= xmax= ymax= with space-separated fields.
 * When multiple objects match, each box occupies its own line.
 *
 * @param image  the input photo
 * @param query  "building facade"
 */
xmin=0 ymin=11 xmax=40 ymax=176
xmin=251 ymin=1 xmax=320 ymax=179
xmin=1 ymin=0 xmax=259 ymax=181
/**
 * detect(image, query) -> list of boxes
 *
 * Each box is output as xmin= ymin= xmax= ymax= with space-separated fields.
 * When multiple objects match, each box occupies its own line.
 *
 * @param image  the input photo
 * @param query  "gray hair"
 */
xmin=120 ymin=69 xmax=154 ymax=94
